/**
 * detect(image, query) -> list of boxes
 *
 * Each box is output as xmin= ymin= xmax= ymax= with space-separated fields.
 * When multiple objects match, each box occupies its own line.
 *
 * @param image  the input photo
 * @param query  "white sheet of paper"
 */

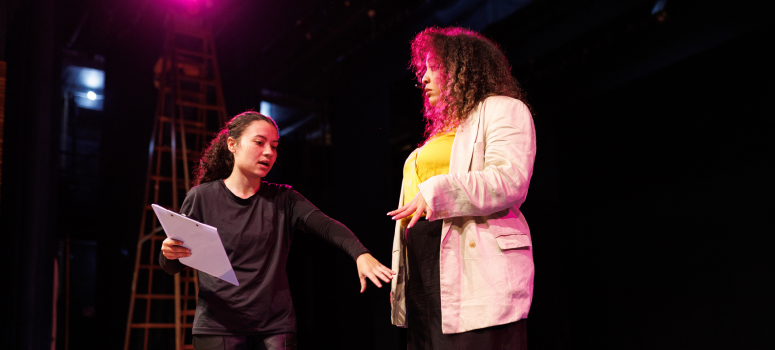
xmin=152 ymin=204 xmax=239 ymax=286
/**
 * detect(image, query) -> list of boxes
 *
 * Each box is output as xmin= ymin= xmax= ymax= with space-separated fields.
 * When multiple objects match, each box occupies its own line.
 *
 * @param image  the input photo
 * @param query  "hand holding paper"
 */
xmin=161 ymin=238 xmax=191 ymax=260
xmin=152 ymin=204 xmax=239 ymax=286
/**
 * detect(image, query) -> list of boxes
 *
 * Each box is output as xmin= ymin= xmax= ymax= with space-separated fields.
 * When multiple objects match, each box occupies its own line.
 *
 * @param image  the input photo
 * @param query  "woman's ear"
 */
xmin=227 ymin=137 xmax=237 ymax=154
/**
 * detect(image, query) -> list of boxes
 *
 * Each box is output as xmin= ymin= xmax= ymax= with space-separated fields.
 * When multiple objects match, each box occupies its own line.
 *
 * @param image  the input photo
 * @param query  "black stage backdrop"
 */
xmin=1 ymin=0 xmax=772 ymax=349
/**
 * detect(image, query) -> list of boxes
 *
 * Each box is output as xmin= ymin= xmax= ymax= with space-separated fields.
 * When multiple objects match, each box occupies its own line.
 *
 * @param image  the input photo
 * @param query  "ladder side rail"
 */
xmin=146 ymin=31 xmax=177 ymax=350
xmin=205 ymin=31 xmax=228 ymax=125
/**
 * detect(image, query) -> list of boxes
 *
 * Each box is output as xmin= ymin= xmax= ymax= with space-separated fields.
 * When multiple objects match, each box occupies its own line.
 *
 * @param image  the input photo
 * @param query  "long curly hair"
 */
xmin=410 ymin=27 xmax=528 ymax=139
xmin=192 ymin=111 xmax=279 ymax=186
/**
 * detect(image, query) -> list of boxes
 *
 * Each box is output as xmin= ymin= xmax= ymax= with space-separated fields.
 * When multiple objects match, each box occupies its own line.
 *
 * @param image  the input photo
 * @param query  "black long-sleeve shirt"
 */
xmin=159 ymin=180 xmax=369 ymax=335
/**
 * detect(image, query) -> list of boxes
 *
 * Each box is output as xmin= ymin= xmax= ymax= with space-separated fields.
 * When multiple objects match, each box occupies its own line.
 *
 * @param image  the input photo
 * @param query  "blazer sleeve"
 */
xmin=418 ymin=97 xmax=536 ymax=220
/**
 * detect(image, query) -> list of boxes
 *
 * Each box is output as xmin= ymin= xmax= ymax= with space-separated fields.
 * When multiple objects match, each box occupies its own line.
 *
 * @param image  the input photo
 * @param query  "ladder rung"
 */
xmin=176 ymin=100 xmax=224 ymax=111
xmin=155 ymin=145 xmax=202 ymax=157
xmin=164 ymin=87 xmax=206 ymax=98
xmin=151 ymin=126 xmax=217 ymax=137
xmin=145 ymin=204 xmax=165 ymax=211
xmin=150 ymin=175 xmax=173 ymax=182
xmin=138 ymin=264 xmax=163 ymax=270
xmin=146 ymin=177 xmax=190 ymax=191
xmin=147 ymin=178 xmax=190 ymax=191
xmin=178 ymin=76 xmax=216 ymax=85
xmin=149 ymin=175 xmax=190 ymax=185
xmin=172 ymin=25 xmax=210 ymax=38
xmin=181 ymin=310 xmax=196 ymax=316
xmin=179 ymin=93 xmax=207 ymax=101
xmin=137 ymin=232 xmax=164 ymax=240
xmin=129 ymin=322 xmax=194 ymax=329
xmin=134 ymin=294 xmax=173 ymax=300
xmin=158 ymin=116 xmax=206 ymax=128
xmin=134 ymin=294 xmax=198 ymax=300
xmin=182 ymin=128 xmax=218 ymax=136
xmin=175 ymin=48 xmax=214 ymax=59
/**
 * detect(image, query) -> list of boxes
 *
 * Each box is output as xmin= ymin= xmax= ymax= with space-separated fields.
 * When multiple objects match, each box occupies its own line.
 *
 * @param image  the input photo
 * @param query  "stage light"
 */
xmin=78 ymin=68 xmax=105 ymax=90
xmin=260 ymin=101 xmax=274 ymax=118
xmin=63 ymin=65 xmax=105 ymax=111
xmin=73 ymin=91 xmax=104 ymax=110
xmin=652 ymin=0 xmax=666 ymax=15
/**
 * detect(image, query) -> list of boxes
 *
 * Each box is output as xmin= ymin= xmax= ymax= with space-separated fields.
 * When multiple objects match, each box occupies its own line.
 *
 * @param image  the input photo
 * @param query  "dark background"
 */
xmin=1 ymin=0 xmax=772 ymax=349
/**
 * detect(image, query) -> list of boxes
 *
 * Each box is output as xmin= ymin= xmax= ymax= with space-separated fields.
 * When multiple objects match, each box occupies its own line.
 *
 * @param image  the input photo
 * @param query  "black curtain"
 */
xmin=0 ymin=0 xmax=60 ymax=349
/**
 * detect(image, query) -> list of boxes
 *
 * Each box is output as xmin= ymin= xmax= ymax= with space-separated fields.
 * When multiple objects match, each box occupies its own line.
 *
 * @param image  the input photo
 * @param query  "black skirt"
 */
xmin=404 ymin=219 xmax=527 ymax=350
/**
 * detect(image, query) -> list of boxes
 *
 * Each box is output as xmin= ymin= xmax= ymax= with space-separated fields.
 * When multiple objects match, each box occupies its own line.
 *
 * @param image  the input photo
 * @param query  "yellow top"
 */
xmin=401 ymin=131 xmax=456 ymax=224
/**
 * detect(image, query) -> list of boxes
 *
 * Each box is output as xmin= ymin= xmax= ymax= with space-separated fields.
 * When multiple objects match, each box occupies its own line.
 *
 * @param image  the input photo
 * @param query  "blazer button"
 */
xmin=469 ymin=241 xmax=476 ymax=248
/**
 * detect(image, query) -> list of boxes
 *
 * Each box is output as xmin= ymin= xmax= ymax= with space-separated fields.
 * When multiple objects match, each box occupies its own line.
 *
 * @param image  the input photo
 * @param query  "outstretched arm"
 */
xmin=302 ymin=210 xmax=395 ymax=292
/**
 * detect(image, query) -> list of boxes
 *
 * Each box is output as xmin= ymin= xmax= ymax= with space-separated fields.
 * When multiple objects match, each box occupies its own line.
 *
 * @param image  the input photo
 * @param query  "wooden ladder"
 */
xmin=124 ymin=15 xmax=227 ymax=350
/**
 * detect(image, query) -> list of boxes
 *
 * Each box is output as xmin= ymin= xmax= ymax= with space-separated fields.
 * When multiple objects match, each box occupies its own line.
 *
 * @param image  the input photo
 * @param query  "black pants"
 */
xmin=405 ymin=219 xmax=527 ymax=350
xmin=192 ymin=333 xmax=297 ymax=350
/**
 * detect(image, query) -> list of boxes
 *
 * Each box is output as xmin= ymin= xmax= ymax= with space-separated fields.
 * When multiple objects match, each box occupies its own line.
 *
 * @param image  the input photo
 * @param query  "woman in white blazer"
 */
xmin=388 ymin=27 xmax=536 ymax=349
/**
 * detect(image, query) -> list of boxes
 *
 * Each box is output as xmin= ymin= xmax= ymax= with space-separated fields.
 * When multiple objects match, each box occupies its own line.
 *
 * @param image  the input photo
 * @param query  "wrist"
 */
xmin=356 ymin=252 xmax=373 ymax=263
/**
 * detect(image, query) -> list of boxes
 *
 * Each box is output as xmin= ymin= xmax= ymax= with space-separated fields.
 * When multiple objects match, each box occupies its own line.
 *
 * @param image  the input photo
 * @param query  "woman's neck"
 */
xmin=223 ymin=171 xmax=261 ymax=199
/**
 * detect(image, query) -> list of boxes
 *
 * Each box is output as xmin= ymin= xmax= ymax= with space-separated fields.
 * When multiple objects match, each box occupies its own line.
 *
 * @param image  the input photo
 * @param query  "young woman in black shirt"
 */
xmin=160 ymin=111 xmax=394 ymax=350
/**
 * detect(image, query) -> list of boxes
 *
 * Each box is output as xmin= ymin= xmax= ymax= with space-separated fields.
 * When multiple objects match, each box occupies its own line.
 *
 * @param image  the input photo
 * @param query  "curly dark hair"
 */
xmin=410 ymin=27 xmax=528 ymax=139
xmin=192 ymin=111 xmax=279 ymax=186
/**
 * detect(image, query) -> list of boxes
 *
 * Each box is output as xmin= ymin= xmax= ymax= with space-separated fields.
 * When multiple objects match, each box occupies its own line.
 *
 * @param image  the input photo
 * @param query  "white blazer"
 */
xmin=391 ymin=95 xmax=536 ymax=334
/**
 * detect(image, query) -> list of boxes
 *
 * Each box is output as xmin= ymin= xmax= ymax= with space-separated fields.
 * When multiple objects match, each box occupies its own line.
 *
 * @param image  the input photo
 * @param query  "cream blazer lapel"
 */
xmin=441 ymin=101 xmax=485 ymax=243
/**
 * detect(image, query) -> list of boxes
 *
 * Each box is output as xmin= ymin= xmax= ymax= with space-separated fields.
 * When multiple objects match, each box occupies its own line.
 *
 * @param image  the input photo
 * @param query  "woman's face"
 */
xmin=228 ymin=120 xmax=279 ymax=180
xmin=422 ymin=52 xmax=441 ymax=107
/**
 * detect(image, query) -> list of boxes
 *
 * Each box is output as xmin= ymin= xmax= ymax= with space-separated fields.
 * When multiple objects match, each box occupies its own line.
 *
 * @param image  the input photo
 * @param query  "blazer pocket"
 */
xmin=494 ymin=232 xmax=532 ymax=250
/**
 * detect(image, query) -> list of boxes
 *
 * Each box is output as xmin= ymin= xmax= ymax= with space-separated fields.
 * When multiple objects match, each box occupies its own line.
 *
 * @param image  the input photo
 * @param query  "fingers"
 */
xmin=389 ymin=196 xmax=421 ymax=220
xmin=369 ymin=266 xmax=391 ymax=284
xmin=163 ymin=246 xmax=191 ymax=254
xmin=162 ymin=250 xmax=191 ymax=260
xmin=163 ymin=252 xmax=189 ymax=260
xmin=381 ymin=265 xmax=396 ymax=276
xmin=406 ymin=215 xmax=420 ymax=228
xmin=386 ymin=202 xmax=407 ymax=217
xmin=368 ymin=265 xmax=395 ymax=284
xmin=161 ymin=239 xmax=191 ymax=260
xmin=389 ymin=203 xmax=416 ymax=221
xmin=380 ymin=265 xmax=397 ymax=278
xmin=367 ymin=274 xmax=383 ymax=289
xmin=407 ymin=202 xmax=425 ymax=228
xmin=356 ymin=255 xmax=397 ymax=292
xmin=376 ymin=270 xmax=392 ymax=283
xmin=162 ymin=238 xmax=184 ymax=247
xmin=387 ymin=202 xmax=411 ymax=217
xmin=365 ymin=257 xmax=395 ymax=279
xmin=390 ymin=194 xmax=432 ymax=223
